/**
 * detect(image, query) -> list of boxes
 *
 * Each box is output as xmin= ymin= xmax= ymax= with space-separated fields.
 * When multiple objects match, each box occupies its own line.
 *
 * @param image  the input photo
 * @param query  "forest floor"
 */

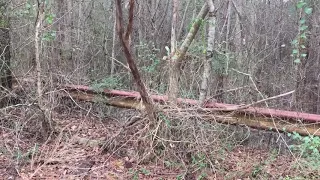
xmin=0 ymin=109 xmax=318 ymax=180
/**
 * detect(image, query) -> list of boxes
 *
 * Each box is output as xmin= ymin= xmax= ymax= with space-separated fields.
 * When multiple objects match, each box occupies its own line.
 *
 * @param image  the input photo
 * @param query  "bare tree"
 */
xmin=199 ymin=0 xmax=216 ymax=105
xmin=115 ymin=0 xmax=154 ymax=121
xmin=34 ymin=0 xmax=52 ymax=138
xmin=0 ymin=2 xmax=12 ymax=104
xmin=110 ymin=2 xmax=117 ymax=75
xmin=171 ymin=0 xmax=178 ymax=53
xmin=168 ymin=3 xmax=208 ymax=103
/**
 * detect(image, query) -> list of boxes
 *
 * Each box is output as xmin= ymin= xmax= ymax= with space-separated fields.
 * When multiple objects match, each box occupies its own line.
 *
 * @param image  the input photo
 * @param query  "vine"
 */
xmin=291 ymin=0 xmax=312 ymax=64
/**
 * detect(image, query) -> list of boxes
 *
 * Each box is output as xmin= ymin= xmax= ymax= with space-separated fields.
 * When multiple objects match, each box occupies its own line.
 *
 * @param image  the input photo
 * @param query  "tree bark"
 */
xmin=199 ymin=0 xmax=216 ymax=105
xmin=110 ymin=5 xmax=117 ymax=75
xmin=35 ymin=2 xmax=45 ymax=108
xmin=177 ymin=0 xmax=191 ymax=40
xmin=35 ymin=1 xmax=52 ymax=139
xmin=115 ymin=0 xmax=155 ymax=121
xmin=168 ymin=3 xmax=209 ymax=103
xmin=171 ymin=0 xmax=178 ymax=53
xmin=0 ymin=2 xmax=12 ymax=108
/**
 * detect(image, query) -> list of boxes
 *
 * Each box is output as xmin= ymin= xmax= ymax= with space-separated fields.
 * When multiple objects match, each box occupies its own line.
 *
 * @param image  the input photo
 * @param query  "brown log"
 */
xmin=62 ymin=86 xmax=320 ymax=136
xmin=64 ymin=84 xmax=320 ymax=124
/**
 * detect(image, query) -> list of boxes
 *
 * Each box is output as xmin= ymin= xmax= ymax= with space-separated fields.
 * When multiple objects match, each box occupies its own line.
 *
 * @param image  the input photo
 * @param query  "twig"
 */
xmin=242 ymin=90 xmax=295 ymax=109
xmin=110 ymin=57 xmax=130 ymax=71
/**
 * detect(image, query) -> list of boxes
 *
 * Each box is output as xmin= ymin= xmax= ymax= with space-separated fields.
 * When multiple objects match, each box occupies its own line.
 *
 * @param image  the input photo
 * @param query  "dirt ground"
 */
xmin=0 ymin=110 xmax=318 ymax=180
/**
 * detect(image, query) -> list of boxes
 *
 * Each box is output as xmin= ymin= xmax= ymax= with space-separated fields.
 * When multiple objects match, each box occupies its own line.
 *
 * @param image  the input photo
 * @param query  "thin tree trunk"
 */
xmin=217 ymin=0 xmax=232 ymax=102
xmin=111 ymin=6 xmax=117 ymax=75
xmin=199 ymin=0 xmax=216 ymax=105
xmin=35 ymin=3 xmax=45 ymax=108
xmin=177 ymin=0 xmax=191 ymax=40
xmin=115 ymin=0 xmax=154 ymax=121
xmin=233 ymin=0 xmax=244 ymax=68
xmin=171 ymin=0 xmax=178 ymax=53
xmin=168 ymin=3 xmax=209 ymax=103
xmin=35 ymin=1 xmax=52 ymax=139
xmin=0 ymin=2 xmax=12 ymax=108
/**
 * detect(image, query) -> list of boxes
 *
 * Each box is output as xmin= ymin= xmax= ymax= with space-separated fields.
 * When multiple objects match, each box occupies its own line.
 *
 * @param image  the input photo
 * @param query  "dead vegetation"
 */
xmin=1 ymin=86 xmax=319 ymax=179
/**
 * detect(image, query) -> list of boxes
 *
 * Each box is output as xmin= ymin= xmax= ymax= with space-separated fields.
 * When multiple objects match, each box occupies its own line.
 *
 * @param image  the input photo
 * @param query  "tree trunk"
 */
xmin=110 ymin=5 xmax=117 ymax=75
xmin=115 ymin=0 xmax=155 ymax=121
xmin=0 ymin=2 xmax=12 ymax=108
xmin=168 ymin=3 xmax=209 ymax=103
xmin=199 ymin=0 xmax=216 ymax=105
xmin=35 ymin=1 xmax=52 ymax=139
xmin=177 ymin=0 xmax=191 ymax=40
xmin=170 ymin=0 xmax=178 ymax=53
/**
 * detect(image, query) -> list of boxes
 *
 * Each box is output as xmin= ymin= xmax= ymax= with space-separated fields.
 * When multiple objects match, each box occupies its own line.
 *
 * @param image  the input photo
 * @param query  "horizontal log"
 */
xmin=64 ymin=85 xmax=320 ymax=123
xmin=62 ymin=89 xmax=320 ymax=136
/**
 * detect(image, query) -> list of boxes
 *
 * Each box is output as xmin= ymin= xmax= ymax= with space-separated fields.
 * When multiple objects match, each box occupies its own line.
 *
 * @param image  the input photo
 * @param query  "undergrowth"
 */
xmin=288 ymin=132 xmax=320 ymax=172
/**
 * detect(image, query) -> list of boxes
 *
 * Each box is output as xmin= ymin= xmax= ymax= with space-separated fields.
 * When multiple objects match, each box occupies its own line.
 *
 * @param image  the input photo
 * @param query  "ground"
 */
xmin=0 ymin=110 xmax=318 ymax=180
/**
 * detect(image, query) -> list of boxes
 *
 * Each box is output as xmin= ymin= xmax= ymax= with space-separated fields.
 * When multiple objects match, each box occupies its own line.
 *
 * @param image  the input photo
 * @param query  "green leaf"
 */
xmin=299 ymin=18 xmax=306 ymax=24
xmin=291 ymin=39 xmax=298 ymax=45
xmin=292 ymin=49 xmax=299 ymax=54
xmin=296 ymin=1 xmax=307 ymax=9
xmin=140 ymin=168 xmax=150 ymax=175
xmin=300 ymin=25 xmax=308 ymax=31
xmin=300 ymin=32 xmax=307 ymax=39
xmin=294 ymin=59 xmax=301 ymax=63
xmin=300 ymin=45 xmax=306 ymax=48
xmin=301 ymin=53 xmax=307 ymax=57
xmin=304 ymin=7 xmax=312 ymax=15
xmin=26 ymin=3 xmax=32 ymax=9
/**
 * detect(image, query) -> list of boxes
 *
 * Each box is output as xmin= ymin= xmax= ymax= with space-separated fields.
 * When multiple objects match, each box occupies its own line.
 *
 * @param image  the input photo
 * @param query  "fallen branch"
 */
xmin=208 ymin=90 xmax=296 ymax=111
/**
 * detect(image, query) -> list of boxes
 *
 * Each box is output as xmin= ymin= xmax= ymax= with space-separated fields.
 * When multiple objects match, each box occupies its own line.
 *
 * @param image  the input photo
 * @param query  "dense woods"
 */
xmin=5 ymin=0 xmax=320 ymax=113
xmin=1 ymin=0 xmax=320 ymax=179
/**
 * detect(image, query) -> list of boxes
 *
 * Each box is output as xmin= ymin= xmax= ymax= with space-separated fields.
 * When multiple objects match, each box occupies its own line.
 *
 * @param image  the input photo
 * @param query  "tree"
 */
xmin=34 ymin=0 xmax=52 ymax=139
xmin=199 ymin=0 xmax=216 ymax=105
xmin=115 ymin=0 xmax=155 ymax=121
xmin=168 ymin=3 xmax=208 ymax=103
xmin=0 ymin=1 xmax=12 ymax=107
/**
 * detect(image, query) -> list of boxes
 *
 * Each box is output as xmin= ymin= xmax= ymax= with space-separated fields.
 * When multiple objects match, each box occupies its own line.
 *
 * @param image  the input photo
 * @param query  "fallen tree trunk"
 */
xmin=63 ymin=85 xmax=320 ymax=136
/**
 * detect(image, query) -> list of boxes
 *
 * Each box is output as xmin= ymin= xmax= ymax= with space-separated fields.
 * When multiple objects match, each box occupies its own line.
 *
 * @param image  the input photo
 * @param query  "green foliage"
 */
xmin=139 ymin=168 xmax=150 ymax=175
xmin=13 ymin=143 xmax=39 ymax=162
xmin=251 ymin=165 xmax=263 ymax=178
xmin=128 ymin=169 xmax=139 ymax=180
xmin=191 ymin=153 xmax=207 ymax=169
xmin=159 ymin=113 xmax=171 ymax=127
xmin=180 ymin=89 xmax=196 ymax=99
xmin=42 ymin=31 xmax=56 ymax=41
xmin=291 ymin=0 xmax=312 ymax=64
xmin=188 ymin=18 xmax=206 ymax=33
xmin=14 ymin=1 xmax=35 ymax=18
xmin=128 ymin=168 xmax=150 ymax=179
xmin=164 ymin=160 xmax=183 ymax=169
xmin=176 ymin=174 xmax=183 ymax=180
xmin=45 ymin=13 xmax=55 ymax=24
xmin=137 ymin=43 xmax=160 ymax=74
xmin=91 ymin=76 xmax=123 ymax=91
xmin=42 ymin=12 xmax=56 ymax=41
xmin=191 ymin=153 xmax=208 ymax=179
xmin=212 ymin=49 xmax=236 ymax=76
xmin=188 ymin=18 xmax=207 ymax=54
xmin=0 ymin=19 xmax=8 ymax=28
xmin=288 ymin=132 xmax=320 ymax=169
